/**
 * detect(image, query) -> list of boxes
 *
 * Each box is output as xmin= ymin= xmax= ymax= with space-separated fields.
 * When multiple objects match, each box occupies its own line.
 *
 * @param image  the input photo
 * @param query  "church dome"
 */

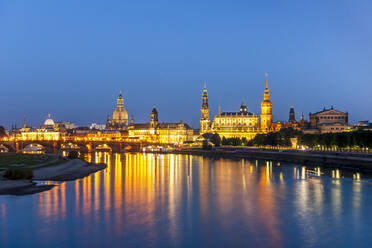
xmin=44 ymin=114 xmax=55 ymax=126
xmin=112 ymin=92 xmax=128 ymax=126
xmin=113 ymin=108 xmax=128 ymax=122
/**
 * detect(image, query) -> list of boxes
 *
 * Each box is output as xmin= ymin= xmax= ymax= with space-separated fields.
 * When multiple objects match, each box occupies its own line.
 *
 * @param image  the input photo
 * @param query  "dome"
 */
xmin=44 ymin=114 xmax=55 ymax=126
xmin=113 ymin=108 xmax=128 ymax=123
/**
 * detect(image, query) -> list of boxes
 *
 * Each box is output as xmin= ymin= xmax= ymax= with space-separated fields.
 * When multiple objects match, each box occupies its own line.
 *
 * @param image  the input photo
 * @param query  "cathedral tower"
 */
xmin=289 ymin=106 xmax=296 ymax=123
xmin=200 ymin=82 xmax=210 ymax=134
xmin=260 ymin=74 xmax=273 ymax=130
xmin=150 ymin=107 xmax=158 ymax=128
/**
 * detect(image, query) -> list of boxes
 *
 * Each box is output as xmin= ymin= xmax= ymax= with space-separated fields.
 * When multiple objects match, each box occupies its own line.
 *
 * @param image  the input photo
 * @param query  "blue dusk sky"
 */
xmin=0 ymin=0 xmax=371 ymax=129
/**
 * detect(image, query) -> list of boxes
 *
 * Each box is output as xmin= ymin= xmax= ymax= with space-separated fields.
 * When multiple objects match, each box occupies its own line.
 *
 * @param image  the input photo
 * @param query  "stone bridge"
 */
xmin=0 ymin=140 xmax=147 ymax=154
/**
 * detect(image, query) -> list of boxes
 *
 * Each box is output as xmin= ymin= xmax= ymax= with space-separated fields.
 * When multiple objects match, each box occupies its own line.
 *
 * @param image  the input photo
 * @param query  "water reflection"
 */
xmin=1 ymin=153 xmax=372 ymax=247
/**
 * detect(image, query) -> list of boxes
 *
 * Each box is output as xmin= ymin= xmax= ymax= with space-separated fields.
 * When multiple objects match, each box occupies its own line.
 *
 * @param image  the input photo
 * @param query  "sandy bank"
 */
xmin=0 ymin=159 xmax=106 ymax=195
xmin=0 ymin=179 xmax=54 ymax=195
xmin=33 ymin=159 xmax=106 ymax=181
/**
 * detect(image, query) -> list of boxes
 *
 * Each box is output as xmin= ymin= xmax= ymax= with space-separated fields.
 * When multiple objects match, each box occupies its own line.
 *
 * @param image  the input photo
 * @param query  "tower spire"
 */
xmin=265 ymin=73 xmax=268 ymax=89
xmin=200 ymin=81 xmax=210 ymax=134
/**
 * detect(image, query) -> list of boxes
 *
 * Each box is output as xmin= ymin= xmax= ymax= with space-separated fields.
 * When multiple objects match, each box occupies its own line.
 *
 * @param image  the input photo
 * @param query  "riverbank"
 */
xmin=172 ymin=147 xmax=372 ymax=172
xmin=0 ymin=158 xmax=106 ymax=195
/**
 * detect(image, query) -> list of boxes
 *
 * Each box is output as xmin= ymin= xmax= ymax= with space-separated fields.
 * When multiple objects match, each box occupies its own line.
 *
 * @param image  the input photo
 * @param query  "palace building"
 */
xmin=128 ymin=107 xmax=194 ymax=145
xmin=200 ymin=76 xmax=280 ymax=140
xmin=106 ymin=92 xmax=129 ymax=130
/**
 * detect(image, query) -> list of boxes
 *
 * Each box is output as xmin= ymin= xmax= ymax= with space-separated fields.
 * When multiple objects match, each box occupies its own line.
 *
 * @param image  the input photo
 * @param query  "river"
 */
xmin=0 ymin=152 xmax=371 ymax=247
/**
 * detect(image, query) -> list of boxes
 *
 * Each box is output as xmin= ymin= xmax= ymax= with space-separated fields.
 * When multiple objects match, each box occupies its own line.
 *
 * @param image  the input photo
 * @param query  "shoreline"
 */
xmin=171 ymin=148 xmax=372 ymax=172
xmin=0 ymin=159 xmax=106 ymax=196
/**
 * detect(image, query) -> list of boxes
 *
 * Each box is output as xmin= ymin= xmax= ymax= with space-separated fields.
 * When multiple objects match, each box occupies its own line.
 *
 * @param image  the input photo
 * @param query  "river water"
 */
xmin=0 ymin=152 xmax=372 ymax=247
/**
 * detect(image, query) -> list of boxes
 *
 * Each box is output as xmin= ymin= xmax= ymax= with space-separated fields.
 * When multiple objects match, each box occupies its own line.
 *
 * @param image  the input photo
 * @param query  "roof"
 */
xmin=158 ymin=122 xmax=193 ymax=130
xmin=133 ymin=123 xmax=151 ymax=129
xmin=132 ymin=122 xmax=193 ymax=130
xmin=219 ymin=112 xmax=255 ymax=116
xmin=310 ymin=107 xmax=347 ymax=115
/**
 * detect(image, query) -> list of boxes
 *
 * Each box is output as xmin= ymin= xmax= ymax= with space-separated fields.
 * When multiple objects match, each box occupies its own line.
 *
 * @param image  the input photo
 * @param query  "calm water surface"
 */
xmin=1 ymin=152 xmax=372 ymax=247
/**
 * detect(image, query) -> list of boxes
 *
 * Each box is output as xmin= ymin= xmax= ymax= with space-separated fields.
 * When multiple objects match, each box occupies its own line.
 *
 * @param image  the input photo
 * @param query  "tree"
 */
xmin=67 ymin=150 xmax=79 ymax=159
xmin=0 ymin=126 xmax=6 ymax=137
xmin=202 ymin=140 xmax=212 ymax=150
xmin=210 ymin=133 xmax=221 ymax=147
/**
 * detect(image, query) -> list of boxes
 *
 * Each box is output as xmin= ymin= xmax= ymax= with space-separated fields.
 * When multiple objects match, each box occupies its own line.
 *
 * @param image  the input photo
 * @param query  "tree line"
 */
xmin=205 ymin=128 xmax=372 ymax=149
xmin=299 ymin=130 xmax=372 ymax=149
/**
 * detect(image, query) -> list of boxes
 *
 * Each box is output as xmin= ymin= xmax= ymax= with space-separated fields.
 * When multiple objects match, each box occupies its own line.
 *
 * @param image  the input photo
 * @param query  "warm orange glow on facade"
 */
xmin=200 ymin=76 xmax=279 ymax=140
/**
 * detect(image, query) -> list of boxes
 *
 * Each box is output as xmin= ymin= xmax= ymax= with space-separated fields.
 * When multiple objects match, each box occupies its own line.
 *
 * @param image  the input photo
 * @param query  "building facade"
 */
xmin=129 ymin=107 xmax=194 ymax=145
xmin=200 ymin=76 xmax=279 ymax=140
xmin=17 ymin=114 xmax=61 ymax=141
xmin=308 ymin=107 xmax=351 ymax=133
xmin=210 ymin=102 xmax=260 ymax=140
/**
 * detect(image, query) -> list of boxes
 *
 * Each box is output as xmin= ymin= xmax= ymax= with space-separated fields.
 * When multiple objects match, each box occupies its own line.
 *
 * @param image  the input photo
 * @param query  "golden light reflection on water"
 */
xmin=38 ymin=182 xmax=66 ymax=222
xmin=30 ymin=153 xmax=369 ymax=247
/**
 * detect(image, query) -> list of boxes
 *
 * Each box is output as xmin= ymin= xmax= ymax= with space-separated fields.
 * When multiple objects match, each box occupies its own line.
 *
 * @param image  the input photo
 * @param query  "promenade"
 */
xmin=173 ymin=147 xmax=372 ymax=172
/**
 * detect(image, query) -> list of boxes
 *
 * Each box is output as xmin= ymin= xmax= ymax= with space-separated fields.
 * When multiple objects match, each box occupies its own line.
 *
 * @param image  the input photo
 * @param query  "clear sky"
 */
xmin=1 ymin=0 xmax=371 ymax=129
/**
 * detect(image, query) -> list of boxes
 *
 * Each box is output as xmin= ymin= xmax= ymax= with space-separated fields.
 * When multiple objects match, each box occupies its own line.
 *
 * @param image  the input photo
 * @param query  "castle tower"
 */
xmin=150 ymin=106 xmax=158 ymax=128
xmin=200 ymin=82 xmax=210 ymax=134
xmin=289 ymin=106 xmax=296 ymax=122
xmin=260 ymin=74 xmax=273 ymax=130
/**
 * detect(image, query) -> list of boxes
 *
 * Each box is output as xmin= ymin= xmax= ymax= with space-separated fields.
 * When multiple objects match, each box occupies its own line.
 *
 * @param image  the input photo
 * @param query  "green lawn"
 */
xmin=0 ymin=153 xmax=68 ymax=171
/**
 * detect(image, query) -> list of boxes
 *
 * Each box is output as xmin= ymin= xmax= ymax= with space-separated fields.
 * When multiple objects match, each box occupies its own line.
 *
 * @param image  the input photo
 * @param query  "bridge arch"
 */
xmin=61 ymin=143 xmax=81 ymax=150
xmin=0 ymin=144 xmax=9 ymax=153
xmin=94 ymin=144 xmax=112 ymax=152
xmin=23 ymin=143 xmax=45 ymax=154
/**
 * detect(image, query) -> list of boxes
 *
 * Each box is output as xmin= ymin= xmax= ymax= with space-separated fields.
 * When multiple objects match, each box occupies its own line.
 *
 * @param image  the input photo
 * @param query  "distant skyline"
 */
xmin=1 ymin=0 xmax=372 ymax=129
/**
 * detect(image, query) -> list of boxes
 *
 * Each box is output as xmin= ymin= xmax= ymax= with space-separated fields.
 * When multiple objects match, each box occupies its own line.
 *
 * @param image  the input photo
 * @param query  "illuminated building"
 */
xmin=18 ymin=114 xmax=61 ymax=141
xmin=106 ymin=92 xmax=129 ymax=130
xmin=211 ymin=101 xmax=260 ymax=140
xmin=90 ymin=123 xmax=106 ymax=130
xmin=260 ymin=75 xmax=273 ymax=130
xmin=305 ymin=106 xmax=351 ymax=133
xmin=200 ymin=75 xmax=280 ymax=140
xmin=129 ymin=107 xmax=194 ymax=145
xmin=55 ymin=121 xmax=76 ymax=130
xmin=200 ymin=82 xmax=210 ymax=134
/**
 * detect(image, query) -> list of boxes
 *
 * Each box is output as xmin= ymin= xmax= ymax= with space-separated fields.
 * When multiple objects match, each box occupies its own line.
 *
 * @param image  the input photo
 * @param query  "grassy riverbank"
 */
xmin=0 ymin=153 xmax=106 ymax=195
xmin=0 ymin=153 xmax=66 ymax=171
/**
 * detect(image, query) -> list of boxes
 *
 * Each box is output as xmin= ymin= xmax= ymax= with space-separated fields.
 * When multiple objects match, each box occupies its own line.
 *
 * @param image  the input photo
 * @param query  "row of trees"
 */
xmin=205 ymin=129 xmax=372 ymax=149
xmin=247 ymin=128 xmax=301 ymax=147
xmin=299 ymin=131 xmax=372 ymax=149
xmin=204 ymin=128 xmax=300 ymax=148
